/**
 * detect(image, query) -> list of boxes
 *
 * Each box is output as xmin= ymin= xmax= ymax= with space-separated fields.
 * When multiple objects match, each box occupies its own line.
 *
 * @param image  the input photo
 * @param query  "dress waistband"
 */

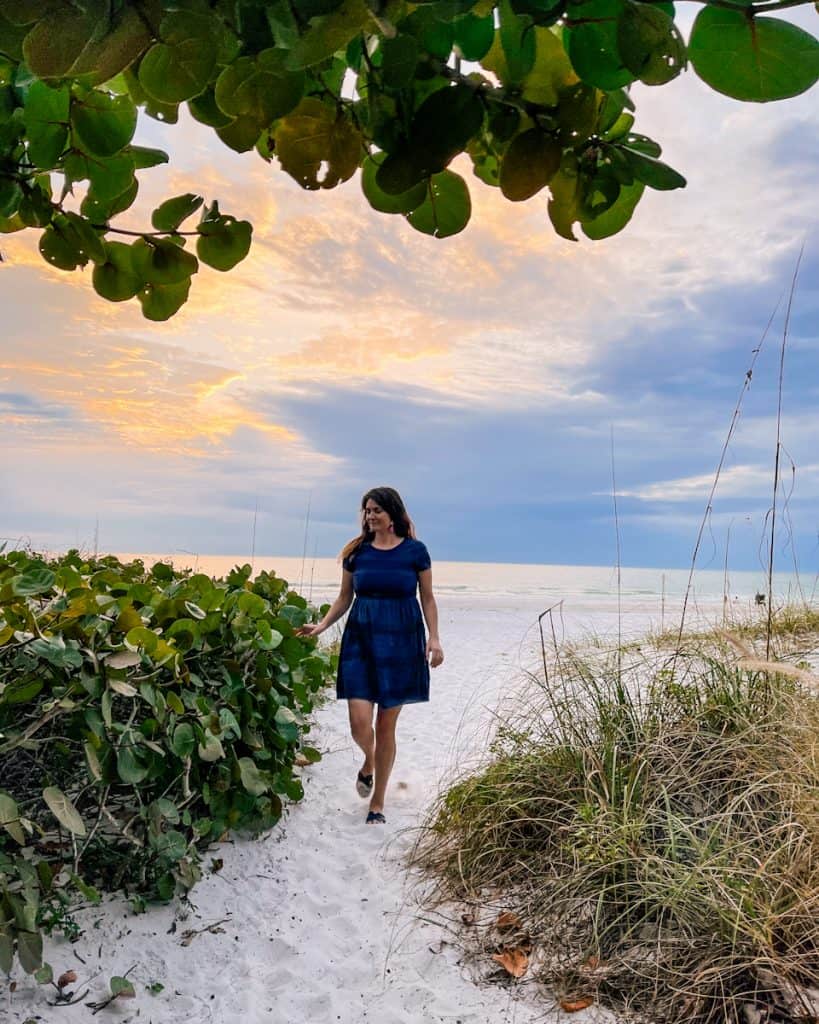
xmin=354 ymin=591 xmax=414 ymax=600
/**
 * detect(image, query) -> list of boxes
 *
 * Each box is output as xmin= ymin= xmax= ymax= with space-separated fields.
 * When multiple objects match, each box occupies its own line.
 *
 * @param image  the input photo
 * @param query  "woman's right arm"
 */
xmin=296 ymin=570 xmax=354 ymax=636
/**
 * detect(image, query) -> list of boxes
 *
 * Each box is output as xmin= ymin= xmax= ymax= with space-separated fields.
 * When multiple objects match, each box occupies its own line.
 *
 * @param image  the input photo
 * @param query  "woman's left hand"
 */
xmin=426 ymin=639 xmax=444 ymax=668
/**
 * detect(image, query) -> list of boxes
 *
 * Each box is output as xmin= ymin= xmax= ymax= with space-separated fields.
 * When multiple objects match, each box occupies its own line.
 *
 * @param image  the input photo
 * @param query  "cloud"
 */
xmin=615 ymin=463 xmax=819 ymax=503
xmin=1 ymin=65 xmax=818 ymax=567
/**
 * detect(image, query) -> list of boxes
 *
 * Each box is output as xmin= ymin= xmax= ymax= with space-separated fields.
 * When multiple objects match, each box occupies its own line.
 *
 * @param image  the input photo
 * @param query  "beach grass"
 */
xmin=413 ymin=618 xmax=819 ymax=1024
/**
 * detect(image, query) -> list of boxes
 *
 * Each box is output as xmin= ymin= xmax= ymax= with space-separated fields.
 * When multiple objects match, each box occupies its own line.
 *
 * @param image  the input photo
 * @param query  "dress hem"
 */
xmin=336 ymin=693 xmax=429 ymax=710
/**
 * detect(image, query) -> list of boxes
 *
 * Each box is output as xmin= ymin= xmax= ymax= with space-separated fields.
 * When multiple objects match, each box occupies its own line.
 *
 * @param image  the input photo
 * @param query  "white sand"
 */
xmin=5 ymin=597 xmax=661 ymax=1024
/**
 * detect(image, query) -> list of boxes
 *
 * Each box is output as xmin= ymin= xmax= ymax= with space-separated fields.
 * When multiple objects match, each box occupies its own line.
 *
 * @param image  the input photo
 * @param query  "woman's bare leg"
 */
xmin=347 ymin=699 xmax=375 ymax=776
xmin=369 ymin=705 xmax=402 ymax=815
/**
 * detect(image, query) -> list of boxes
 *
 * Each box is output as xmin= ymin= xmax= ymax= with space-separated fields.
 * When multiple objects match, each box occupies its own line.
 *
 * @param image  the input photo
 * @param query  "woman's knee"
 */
xmin=375 ymin=707 xmax=401 ymax=740
xmin=349 ymin=705 xmax=373 ymax=744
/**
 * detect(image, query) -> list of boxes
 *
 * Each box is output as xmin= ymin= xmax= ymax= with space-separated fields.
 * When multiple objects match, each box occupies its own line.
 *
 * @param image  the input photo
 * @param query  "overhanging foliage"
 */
xmin=0 ymin=0 xmax=817 ymax=319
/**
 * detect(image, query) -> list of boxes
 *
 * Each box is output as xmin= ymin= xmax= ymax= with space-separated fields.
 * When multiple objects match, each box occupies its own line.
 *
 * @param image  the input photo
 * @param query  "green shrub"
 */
xmin=416 ymin=642 xmax=819 ymax=1024
xmin=0 ymin=548 xmax=334 ymax=978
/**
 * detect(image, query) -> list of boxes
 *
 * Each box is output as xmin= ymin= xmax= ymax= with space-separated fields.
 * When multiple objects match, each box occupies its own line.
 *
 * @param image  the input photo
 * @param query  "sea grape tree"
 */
xmin=0 ymin=0 xmax=817 ymax=319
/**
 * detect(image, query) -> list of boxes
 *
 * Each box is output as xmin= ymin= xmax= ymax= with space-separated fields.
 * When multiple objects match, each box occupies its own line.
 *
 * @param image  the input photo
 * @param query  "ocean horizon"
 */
xmin=115 ymin=552 xmax=814 ymax=620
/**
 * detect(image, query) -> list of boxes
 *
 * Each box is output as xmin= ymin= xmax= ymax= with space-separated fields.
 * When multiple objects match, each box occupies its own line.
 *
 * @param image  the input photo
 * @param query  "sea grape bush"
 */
xmin=0 ymin=548 xmax=334 ymax=978
xmin=0 ymin=0 xmax=817 ymax=319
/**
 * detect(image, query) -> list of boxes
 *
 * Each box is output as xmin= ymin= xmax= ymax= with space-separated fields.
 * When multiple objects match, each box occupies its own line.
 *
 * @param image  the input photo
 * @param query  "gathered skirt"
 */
xmin=336 ymin=595 xmax=430 ymax=708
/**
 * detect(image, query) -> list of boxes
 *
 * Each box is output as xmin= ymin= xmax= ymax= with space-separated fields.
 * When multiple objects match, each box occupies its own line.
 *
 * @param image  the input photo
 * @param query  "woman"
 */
xmin=297 ymin=487 xmax=444 ymax=824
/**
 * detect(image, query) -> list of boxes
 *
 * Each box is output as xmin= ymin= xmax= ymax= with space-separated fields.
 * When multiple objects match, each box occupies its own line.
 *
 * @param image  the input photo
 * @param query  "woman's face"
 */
xmin=364 ymin=499 xmax=390 ymax=532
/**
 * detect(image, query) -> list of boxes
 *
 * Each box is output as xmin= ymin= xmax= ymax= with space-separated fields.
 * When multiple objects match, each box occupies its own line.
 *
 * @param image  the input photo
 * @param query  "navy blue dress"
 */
xmin=337 ymin=538 xmax=431 ymax=709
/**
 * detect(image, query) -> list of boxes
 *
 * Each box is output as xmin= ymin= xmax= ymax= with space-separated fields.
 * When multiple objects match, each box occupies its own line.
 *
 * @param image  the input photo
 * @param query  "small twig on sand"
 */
xmin=179 ymin=917 xmax=232 ymax=946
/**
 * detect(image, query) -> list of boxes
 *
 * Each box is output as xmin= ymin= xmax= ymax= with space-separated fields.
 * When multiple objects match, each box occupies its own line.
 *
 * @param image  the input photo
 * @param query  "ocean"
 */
xmin=118 ymin=553 xmax=813 ymax=637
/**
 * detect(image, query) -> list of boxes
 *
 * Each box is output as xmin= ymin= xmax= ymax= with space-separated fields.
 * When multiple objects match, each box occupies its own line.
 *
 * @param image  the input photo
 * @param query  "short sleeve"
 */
xmin=414 ymin=540 xmax=431 ymax=572
xmin=342 ymin=552 xmax=355 ymax=572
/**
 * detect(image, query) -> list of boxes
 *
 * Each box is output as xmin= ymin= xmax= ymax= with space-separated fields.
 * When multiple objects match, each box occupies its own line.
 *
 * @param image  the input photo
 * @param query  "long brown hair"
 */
xmin=340 ymin=486 xmax=416 ymax=562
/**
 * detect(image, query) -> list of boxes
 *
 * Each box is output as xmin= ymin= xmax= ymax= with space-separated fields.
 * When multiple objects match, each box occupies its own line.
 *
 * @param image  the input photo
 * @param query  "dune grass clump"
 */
xmin=415 ymin=644 xmax=819 ymax=1024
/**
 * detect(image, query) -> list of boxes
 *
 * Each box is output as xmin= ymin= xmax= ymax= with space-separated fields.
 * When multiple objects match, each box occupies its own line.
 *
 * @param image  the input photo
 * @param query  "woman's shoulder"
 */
xmin=342 ymin=539 xmax=370 ymax=570
xmin=405 ymin=537 xmax=431 ymax=567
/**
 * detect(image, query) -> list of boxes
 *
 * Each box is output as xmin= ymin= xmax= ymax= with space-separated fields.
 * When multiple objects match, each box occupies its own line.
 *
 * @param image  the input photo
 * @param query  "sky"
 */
xmin=1 ymin=35 xmax=818 ymax=572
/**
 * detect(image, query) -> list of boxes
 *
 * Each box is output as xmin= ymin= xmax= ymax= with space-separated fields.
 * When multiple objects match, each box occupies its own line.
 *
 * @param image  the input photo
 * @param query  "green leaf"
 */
xmin=566 ymin=0 xmax=636 ymax=90
xmin=23 ymin=6 xmax=150 ymax=83
xmin=84 ymin=740 xmax=102 ymax=781
xmin=65 ymin=150 xmax=135 ymax=201
xmin=287 ymin=0 xmax=371 ymax=70
xmin=0 ymin=176 xmax=21 ymax=218
xmin=92 ymin=241 xmax=142 ymax=302
xmin=582 ymin=179 xmax=644 ymax=238
xmin=361 ymin=153 xmax=427 ymax=214
xmin=197 ymin=730 xmax=225 ymax=761
xmin=131 ymin=238 xmax=198 ymax=285
xmin=547 ymin=154 xmax=582 ymax=240
xmin=129 ymin=145 xmax=169 ymax=169
xmin=101 ymin=689 xmax=113 ymax=728
xmin=42 ymin=786 xmax=86 ymax=836
xmin=167 ymin=691 xmax=185 ymax=714
xmin=411 ymin=83 xmax=485 ymax=174
xmin=499 ymin=129 xmax=562 ymax=201
xmin=189 ymin=87 xmax=234 ymax=128
xmin=216 ymin=114 xmax=263 ymax=153
xmin=35 ymin=962 xmax=53 ymax=985
xmin=616 ymin=1 xmax=685 ymax=85
xmin=688 ymin=7 xmax=819 ymax=101
xmin=16 ymin=930 xmax=42 ymax=974
xmin=38 ymin=227 xmax=78 ymax=270
xmin=0 ymin=792 xmax=24 ymax=844
xmin=0 ymin=13 xmax=27 ymax=61
xmin=274 ymin=705 xmax=300 ymax=743
xmin=12 ymin=563 xmax=55 ymax=595
xmin=0 ymin=930 xmax=12 ymax=976
xmin=117 ymin=742 xmax=148 ymax=784
xmin=520 ymin=27 xmax=578 ymax=106
xmin=66 ymin=6 xmax=153 ymax=85
xmin=70 ymin=873 xmax=101 ymax=903
xmin=125 ymin=624 xmax=158 ymax=653
xmin=138 ymin=278 xmax=192 ymax=321
xmin=499 ymin=0 xmax=537 ymax=83
xmin=400 ymin=8 xmax=454 ymax=60
xmin=620 ymin=146 xmax=685 ymax=190
xmin=238 ymin=756 xmax=269 ymax=795
xmin=453 ymin=13 xmax=495 ymax=61
xmin=380 ymin=34 xmax=419 ymax=90
xmin=275 ymin=98 xmax=361 ymax=190
xmin=171 ymin=722 xmax=195 ymax=758
xmin=138 ymin=12 xmax=220 ymax=104
xmin=71 ymin=90 xmax=137 ymax=157
xmin=152 ymin=829 xmax=187 ymax=861
xmin=152 ymin=193 xmax=204 ymax=232
xmin=110 ymin=976 xmax=136 ymax=998
xmin=196 ymin=216 xmax=252 ymax=271
xmin=22 ymin=9 xmax=95 ymax=78
xmin=300 ymin=745 xmax=322 ymax=763
xmin=214 ymin=49 xmax=304 ymax=124
xmin=81 ymin=178 xmax=139 ymax=223
xmin=406 ymin=170 xmax=471 ymax=238
xmin=621 ymin=132 xmax=661 ymax=157
xmin=23 ymin=80 xmax=69 ymax=169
